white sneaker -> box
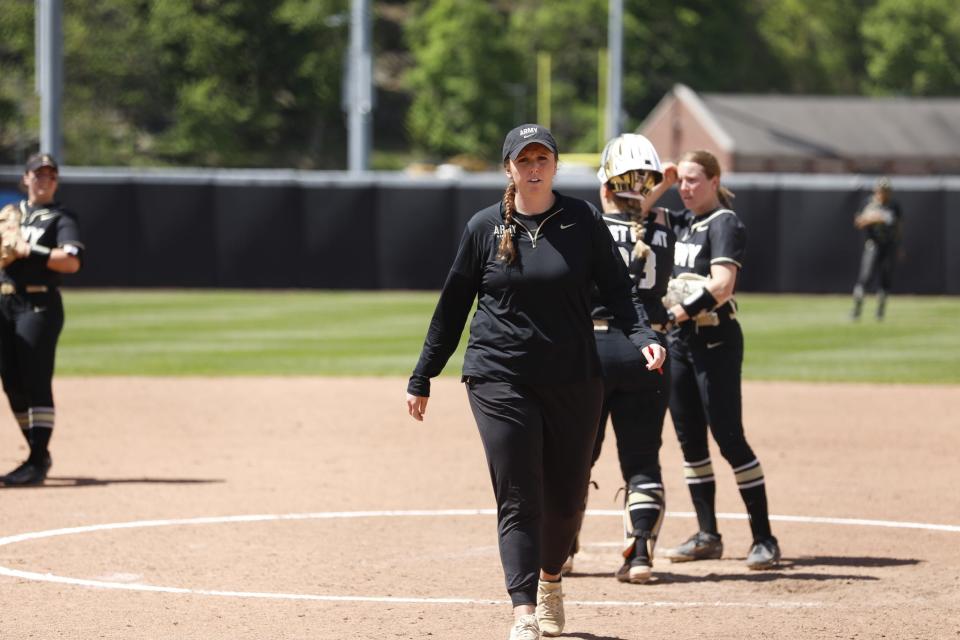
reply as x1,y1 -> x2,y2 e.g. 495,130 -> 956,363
508,614 -> 541,640
535,580 -> 565,637
615,558 -> 652,584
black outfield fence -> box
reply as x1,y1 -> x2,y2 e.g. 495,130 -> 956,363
1,168 -> 958,294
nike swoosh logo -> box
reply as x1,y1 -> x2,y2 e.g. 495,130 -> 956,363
560,223 -> 576,230
522,133 -> 535,138
706,341 -> 724,349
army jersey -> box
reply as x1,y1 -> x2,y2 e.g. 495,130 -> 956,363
859,198 -> 902,245
408,192 -> 658,396
669,207 -> 746,287
592,212 -> 676,326
2,200 -> 84,288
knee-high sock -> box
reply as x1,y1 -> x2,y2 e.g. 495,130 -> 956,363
27,407 -> 55,462
876,290 -> 888,319
851,285 -> 864,318
15,411 -> 29,444
623,476 -> 665,562
684,457 -> 717,535
734,458 -> 772,540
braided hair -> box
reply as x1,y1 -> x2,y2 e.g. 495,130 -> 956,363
497,179 -> 518,264
609,192 -> 651,259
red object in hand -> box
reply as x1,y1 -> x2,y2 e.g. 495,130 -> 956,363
646,345 -> 663,375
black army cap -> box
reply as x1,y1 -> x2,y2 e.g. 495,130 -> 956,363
25,152 -> 59,173
502,124 -> 558,162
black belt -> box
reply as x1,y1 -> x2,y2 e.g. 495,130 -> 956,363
0,283 -> 50,295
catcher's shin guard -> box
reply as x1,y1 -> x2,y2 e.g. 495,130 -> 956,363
621,477 -> 665,563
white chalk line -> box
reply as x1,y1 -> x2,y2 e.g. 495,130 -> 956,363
1,509 -> 956,609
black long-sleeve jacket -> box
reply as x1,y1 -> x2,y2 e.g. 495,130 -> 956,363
408,192 -> 659,397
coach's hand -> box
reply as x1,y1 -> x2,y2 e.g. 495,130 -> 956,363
642,342 -> 666,371
407,394 -> 429,421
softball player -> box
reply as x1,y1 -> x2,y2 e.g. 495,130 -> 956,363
661,150 -> 780,570
563,135 -> 677,584
1,153 -> 84,486
850,177 -> 902,321
405,124 -> 665,640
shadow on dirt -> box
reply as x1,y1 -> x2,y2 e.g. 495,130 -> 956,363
1,476 -> 223,489
569,555 -> 920,584
786,556 -> 921,568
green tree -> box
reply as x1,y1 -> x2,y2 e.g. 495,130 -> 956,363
149,0 -> 349,167
508,1 -> 788,149
508,0 -> 606,153
405,0 -> 515,162
0,0 -> 38,165
862,0 -> 960,95
622,1 -> 788,125
62,0 -> 170,165
755,0 -> 869,93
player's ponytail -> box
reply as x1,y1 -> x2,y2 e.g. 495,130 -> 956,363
718,185 -> 736,209
497,179 -> 518,264
681,149 -> 735,209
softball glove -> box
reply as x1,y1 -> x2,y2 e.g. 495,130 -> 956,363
0,204 -> 23,268
663,272 -> 710,309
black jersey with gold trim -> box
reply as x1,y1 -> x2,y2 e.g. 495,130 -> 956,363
593,212 -> 675,325
668,207 -> 745,279
2,200 -> 84,287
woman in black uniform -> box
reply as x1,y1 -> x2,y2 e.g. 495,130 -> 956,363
564,134 -> 677,584
1,153 -> 83,486
405,124 -> 666,640
850,177 -> 902,321
661,149 -> 780,570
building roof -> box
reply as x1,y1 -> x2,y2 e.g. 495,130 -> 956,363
649,84 -> 960,160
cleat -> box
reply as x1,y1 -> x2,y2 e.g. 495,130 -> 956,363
535,580 -> 564,637
665,531 -> 723,563
508,614 -> 540,640
615,558 -> 652,584
746,536 -> 781,570
2,455 -> 52,486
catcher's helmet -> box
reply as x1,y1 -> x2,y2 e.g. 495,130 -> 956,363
597,134 -> 663,199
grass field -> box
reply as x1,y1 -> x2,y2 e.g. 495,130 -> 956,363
56,290 -> 959,383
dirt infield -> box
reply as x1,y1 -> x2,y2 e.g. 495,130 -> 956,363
1,377 -> 958,640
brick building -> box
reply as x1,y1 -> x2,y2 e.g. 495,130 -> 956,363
639,84 -> 960,175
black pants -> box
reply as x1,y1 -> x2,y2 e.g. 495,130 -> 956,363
0,290 -> 64,434
466,376 -> 603,607
855,239 -> 896,292
669,321 -> 753,464
668,319 -> 772,540
592,328 -> 669,482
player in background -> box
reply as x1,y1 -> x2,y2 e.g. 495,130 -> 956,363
562,134 -> 677,584
661,150 -> 781,570
405,124 -> 665,640
0,153 -> 84,486
851,177 -> 902,321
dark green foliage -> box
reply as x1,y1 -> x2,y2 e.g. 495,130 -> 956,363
862,0 -> 960,95
2,1 -> 959,167
405,0 -> 515,161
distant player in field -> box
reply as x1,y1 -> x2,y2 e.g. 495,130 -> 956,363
851,177 -> 903,321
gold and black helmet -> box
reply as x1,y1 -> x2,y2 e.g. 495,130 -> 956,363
597,134 -> 663,199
